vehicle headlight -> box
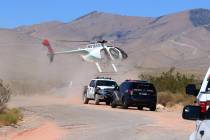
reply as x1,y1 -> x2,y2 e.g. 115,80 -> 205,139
98,89 -> 104,94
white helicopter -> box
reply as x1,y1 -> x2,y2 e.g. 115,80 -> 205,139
42,39 -> 128,73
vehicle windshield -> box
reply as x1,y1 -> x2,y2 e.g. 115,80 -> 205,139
96,80 -> 117,87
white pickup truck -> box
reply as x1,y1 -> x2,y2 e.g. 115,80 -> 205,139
183,67 -> 210,140
83,77 -> 118,105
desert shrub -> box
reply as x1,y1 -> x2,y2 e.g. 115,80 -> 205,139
0,108 -> 23,126
0,80 -> 22,126
139,68 -> 200,106
140,67 -> 200,93
158,92 -> 195,107
0,80 -> 11,112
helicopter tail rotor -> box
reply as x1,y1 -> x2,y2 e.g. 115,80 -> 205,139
42,39 -> 55,62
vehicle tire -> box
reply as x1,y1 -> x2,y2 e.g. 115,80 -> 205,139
137,106 -> 143,110
110,99 -> 117,108
82,86 -> 89,104
122,97 -> 128,109
150,105 -> 156,111
83,93 -> 89,104
94,94 -> 100,105
110,101 -> 117,108
110,95 -> 117,108
106,101 -> 110,105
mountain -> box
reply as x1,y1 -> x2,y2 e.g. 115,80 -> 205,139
1,8 -> 210,94
15,9 -> 210,69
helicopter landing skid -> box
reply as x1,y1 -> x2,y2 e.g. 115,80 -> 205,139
95,62 -> 118,73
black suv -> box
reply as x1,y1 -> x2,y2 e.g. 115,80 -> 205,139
110,80 -> 157,111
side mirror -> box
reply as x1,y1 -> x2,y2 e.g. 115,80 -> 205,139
114,86 -> 119,91
186,84 -> 199,96
182,105 -> 202,120
206,108 -> 210,119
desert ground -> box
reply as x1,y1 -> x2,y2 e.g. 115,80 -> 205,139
0,86 -> 194,140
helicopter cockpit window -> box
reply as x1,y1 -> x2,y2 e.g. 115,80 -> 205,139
109,48 -> 120,59
115,47 -> 128,59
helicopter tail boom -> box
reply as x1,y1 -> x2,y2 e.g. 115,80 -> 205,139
42,39 -> 55,62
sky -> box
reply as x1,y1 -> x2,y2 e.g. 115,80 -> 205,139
0,0 -> 210,28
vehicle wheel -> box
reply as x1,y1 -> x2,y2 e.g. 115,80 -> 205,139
94,94 -> 100,105
106,101 -> 110,105
122,97 -> 128,109
82,86 -> 89,104
83,93 -> 89,104
110,99 -> 117,108
137,106 -> 143,110
150,105 -> 156,111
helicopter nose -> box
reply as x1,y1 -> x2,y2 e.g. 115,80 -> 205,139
122,52 -> 128,59
115,47 -> 128,59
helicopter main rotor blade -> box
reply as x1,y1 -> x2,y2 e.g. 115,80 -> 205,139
116,37 -> 142,42
57,40 -> 90,43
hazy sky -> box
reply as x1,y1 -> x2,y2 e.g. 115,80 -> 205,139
0,0 -> 210,28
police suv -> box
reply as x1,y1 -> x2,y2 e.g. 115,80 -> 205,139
183,67 -> 210,140
83,77 -> 118,105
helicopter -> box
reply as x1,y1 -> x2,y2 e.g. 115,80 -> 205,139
42,39 -> 128,73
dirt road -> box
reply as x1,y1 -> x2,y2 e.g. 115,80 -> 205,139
0,88 -> 194,140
